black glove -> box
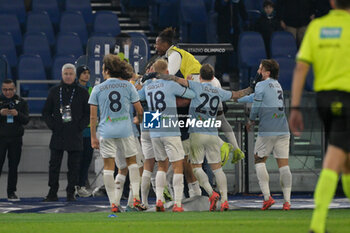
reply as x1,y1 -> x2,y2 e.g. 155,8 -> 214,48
141,72 -> 159,83
250,73 -> 262,90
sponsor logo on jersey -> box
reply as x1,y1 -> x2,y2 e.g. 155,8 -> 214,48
320,27 -> 342,39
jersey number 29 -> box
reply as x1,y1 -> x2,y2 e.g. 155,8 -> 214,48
195,93 -> 220,116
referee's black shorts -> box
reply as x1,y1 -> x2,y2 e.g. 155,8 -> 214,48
317,90 -> 350,153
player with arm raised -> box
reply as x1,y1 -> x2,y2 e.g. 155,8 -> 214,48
246,59 -> 292,211
155,27 -> 248,189
169,64 -> 250,211
89,54 -> 144,213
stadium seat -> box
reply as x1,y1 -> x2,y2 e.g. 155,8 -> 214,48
75,55 -> 88,68
128,32 -> 151,61
0,14 -> 22,47
60,11 -> 88,46
32,0 -> 61,28
17,54 -> 47,94
23,32 -> 52,69
27,89 -> 49,114
56,32 -> 84,58
65,0 -> 93,25
270,31 -> 297,59
0,55 -> 8,83
26,11 -> 56,47
0,32 -> 17,68
0,0 -> 26,25
274,57 -> 295,91
149,0 -> 180,29
238,31 -> 266,87
87,56 -> 103,86
86,35 -> 115,57
122,33 -> 151,73
244,0 -> 262,11
0,55 -> 12,79
247,10 -> 261,28
180,0 -> 208,43
93,11 -> 121,37
52,55 -> 76,80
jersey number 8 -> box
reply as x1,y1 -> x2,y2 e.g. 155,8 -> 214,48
109,91 -> 122,112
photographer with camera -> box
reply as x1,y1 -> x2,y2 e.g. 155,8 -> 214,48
0,79 -> 29,201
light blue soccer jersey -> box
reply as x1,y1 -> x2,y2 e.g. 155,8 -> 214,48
237,93 -> 254,103
129,104 -> 140,137
89,78 -> 140,138
188,81 -> 232,135
249,78 -> 290,136
138,79 -> 195,138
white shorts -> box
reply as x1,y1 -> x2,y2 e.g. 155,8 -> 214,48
115,137 -> 144,169
99,136 -> 138,169
141,131 -> 155,160
254,134 -> 290,159
182,139 -> 190,157
189,133 -> 221,164
151,136 -> 185,162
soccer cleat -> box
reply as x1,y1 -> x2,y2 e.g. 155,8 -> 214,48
283,202 -> 291,210
220,142 -> 234,166
220,200 -> 229,211
261,196 -> 275,210
172,204 -> 184,212
133,198 -> 148,211
111,203 -> 121,213
208,191 -> 220,211
231,148 -> 245,164
156,200 -> 165,212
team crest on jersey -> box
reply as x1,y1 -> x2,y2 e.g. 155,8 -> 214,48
144,110 -> 162,129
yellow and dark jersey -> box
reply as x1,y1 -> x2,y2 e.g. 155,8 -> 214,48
297,10 -> 350,92
168,46 -> 201,79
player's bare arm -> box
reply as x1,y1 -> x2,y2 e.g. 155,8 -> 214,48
231,87 -> 253,100
133,101 -> 144,124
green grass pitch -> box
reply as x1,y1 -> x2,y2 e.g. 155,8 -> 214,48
1,209 -> 349,233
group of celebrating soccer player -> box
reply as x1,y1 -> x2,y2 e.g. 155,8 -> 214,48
88,47 -> 292,213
